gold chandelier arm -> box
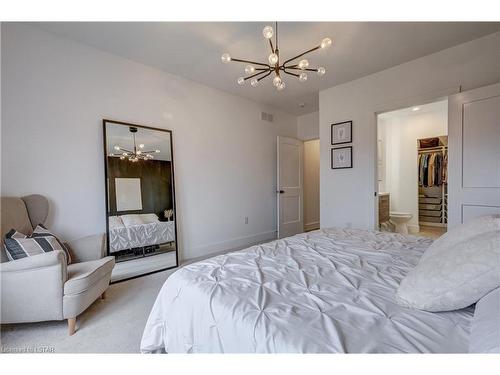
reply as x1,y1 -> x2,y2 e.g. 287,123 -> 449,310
284,66 -> 319,72
117,148 -> 133,153
257,71 -> 272,81
281,45 -> 321,67
282,70 -> 300,78
244,69 -> 271,81
141,150 -> 158,154
230,57 -> 270,68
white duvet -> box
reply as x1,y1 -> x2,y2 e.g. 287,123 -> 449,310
141,228 -> 474,353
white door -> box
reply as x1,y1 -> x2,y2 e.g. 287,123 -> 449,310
277,136 -> 304,238
448,82 -> 500,226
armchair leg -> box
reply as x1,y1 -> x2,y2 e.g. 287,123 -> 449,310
68,318 -> 76,336
101,291 -> 106,300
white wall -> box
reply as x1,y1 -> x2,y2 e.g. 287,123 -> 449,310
1,23 -> 297,261
303,139 -> 320,231
378,101 -> 448,232
319,31 -> 500,230
297,111 -> 319,141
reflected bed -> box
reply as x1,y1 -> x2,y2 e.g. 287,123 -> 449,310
109,214 -> 175,253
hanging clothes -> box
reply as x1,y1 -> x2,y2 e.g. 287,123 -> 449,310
428,153 -> 436,186
418,151 -> 445,187
442,153 -> 448,184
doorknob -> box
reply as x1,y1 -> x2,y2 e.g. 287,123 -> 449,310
277,190 -> 285,194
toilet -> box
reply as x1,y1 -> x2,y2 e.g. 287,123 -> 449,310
389,212 -> 413,234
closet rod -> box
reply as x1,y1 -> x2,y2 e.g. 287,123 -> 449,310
418,149 -> 445,154
418,145 -> 447,151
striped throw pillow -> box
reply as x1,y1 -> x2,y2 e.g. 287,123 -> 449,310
4,225 -> 72,264
4,229 -> 28,260
32,224 -> 72,264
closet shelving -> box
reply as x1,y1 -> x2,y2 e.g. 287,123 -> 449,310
418,136 -> 448,228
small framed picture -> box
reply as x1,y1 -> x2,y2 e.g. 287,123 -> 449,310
331,146 -> 353,169
331,121 -> 352,145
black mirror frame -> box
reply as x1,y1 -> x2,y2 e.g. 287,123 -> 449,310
102,119 -> 179,282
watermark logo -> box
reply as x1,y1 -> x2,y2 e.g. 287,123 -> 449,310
1,345 -> 55,353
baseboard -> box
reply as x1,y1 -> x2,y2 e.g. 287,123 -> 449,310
408,224 -> 420,234
182,230 -> 277,262
304,221 -> 320,232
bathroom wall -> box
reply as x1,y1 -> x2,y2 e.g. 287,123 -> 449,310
377,100 -> 448,232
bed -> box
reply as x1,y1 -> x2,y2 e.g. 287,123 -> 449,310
140,227 -> 474,353
108,214 -> 175,253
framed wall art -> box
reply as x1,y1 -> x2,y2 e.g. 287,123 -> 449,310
331,121 -> 352,145
331,146 -> 353,169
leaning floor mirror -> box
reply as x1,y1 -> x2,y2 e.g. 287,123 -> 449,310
103,120 -> 178,282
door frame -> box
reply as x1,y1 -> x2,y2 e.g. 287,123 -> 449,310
371,86 -> 460,230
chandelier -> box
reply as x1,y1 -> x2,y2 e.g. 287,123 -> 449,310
110,127 -> 160,162
221,22 -> 332,90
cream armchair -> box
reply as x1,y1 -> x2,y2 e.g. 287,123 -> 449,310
0,195 -> 115,335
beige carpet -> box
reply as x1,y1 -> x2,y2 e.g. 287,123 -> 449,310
1,268 -> 175,353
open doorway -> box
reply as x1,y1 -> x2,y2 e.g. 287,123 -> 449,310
376,99 -> 448,239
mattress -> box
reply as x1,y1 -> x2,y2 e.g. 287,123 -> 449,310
109,220 -> 175,253
140,228 -> 473,353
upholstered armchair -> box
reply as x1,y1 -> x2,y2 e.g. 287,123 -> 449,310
0,195 -> 115,335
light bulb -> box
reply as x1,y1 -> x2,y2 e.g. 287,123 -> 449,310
237,77 -> 245,85
320,37 -> 332,49
120,156 -> 125,160
262,26 -> 274,39
137,150 -> 142,155
299,72 -> 308,82
139,144 -> 144,149
250,78 -> 259,87
221,53 -> 231,63
245,65 -> 255,74
268,53 -> 278,65
122,152 -> 127,156
277,81 -> 286,91
155,150 -> 160,153
114,145 -> 120,150
317,67 -> 326,76
273,75 -> 282,87
298,59 -> 309,70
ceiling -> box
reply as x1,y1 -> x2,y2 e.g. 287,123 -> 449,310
32,22 -> 500,116
378,99 -> 447,120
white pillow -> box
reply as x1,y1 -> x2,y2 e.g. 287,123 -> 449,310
396,230 -> 500,312
140,213 -> 159,224
108,216 -> 124,229
420,214 -> 500,263
469,288 -> 500,353
120,214 -> 144,227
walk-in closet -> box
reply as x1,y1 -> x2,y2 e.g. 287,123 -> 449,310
418,136 -> 448,229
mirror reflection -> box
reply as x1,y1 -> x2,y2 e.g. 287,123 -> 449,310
104,120 -> 177,269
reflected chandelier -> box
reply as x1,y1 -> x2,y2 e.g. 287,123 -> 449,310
221,22 -> 332,90
110,126 -> 160,162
